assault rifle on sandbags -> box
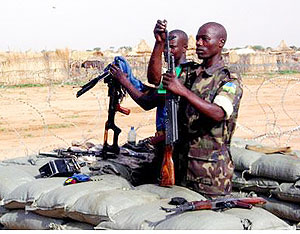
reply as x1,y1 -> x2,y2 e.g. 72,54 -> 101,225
159,29 -> 178,187
76,59 -> 130,159
161,196 -> 267,215
161,197 -> 267,214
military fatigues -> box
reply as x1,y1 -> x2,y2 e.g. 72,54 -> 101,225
174,59 -> 243,198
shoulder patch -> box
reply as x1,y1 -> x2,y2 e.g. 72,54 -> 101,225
223,82 -> 236,94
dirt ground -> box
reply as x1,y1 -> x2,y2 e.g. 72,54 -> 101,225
1,74 -> 300,161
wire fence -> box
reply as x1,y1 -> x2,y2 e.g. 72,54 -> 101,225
1,53 -> 300,160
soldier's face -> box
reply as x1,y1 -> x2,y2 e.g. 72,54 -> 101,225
167,34 -> 186,61
196,26 -> 221,59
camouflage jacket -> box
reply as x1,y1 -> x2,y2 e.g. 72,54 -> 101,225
177,59 -> 243,197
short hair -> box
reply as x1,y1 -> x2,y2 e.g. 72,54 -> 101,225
170,29 -> 188,46
201,22 -> 227,43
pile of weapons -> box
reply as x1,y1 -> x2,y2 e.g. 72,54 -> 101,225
230,137 -> 300,225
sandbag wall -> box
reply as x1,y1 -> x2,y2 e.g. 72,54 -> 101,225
0,152 -> 294,230
231,137 -> 300,226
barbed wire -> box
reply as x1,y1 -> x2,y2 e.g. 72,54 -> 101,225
1,56 -> 300,159
237,73 -> 300,147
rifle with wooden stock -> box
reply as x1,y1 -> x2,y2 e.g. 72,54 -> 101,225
159,29 -> 178,186
161,196 -> 267,214
76,60 -> 130,159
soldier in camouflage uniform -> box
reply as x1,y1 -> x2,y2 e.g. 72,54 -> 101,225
162,22 -> 243,198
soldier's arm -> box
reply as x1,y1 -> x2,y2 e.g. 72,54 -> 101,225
162,72 -> 225,122
181,79 -> 243,122
147,42 -> 164,86
213,79 -> 243,120
147,20 -> 167,86
181,88 -> 226,122
110,64 -> 160,111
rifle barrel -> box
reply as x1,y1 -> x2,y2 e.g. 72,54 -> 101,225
76,70 -> 110,98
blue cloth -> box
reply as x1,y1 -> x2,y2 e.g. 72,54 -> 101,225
156,106 -> 166,131
64,174 -> 91,185
111,56 -> 165,131
113,56 -> 146,92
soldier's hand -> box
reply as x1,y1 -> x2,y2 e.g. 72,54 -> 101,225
154,19 -> 167,43
162,72 -> 185,96
109,64 -> 127,82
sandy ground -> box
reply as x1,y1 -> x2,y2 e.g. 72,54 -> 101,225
1,74 -> 300,160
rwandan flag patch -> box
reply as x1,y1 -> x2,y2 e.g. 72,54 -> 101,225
223,82 -> 236,94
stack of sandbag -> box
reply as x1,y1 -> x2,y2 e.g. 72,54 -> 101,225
0,152 -> 294,230
0,155 -> 112,229
96,184 -> 292,230
0,155 -> 201,230
0,155 -> 89,229
231,137 -> 300,225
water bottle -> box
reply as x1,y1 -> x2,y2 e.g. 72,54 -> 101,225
128,126 -> 136,146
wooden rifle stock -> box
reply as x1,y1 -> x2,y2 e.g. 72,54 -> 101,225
192,197 -> 267,211
116,104 -> 130,115
160,144 -> 175,186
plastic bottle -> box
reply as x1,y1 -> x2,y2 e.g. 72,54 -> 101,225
128,126 -> 136,145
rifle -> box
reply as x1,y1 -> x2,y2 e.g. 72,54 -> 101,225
76,60 -> 130,159
39,147 -> 102,158
76,65 -> 111,98
159,29 -> 178,187
39,145 -> 147,161
161,196 -> 267,214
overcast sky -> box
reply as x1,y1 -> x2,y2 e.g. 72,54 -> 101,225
0,0 -> 299,51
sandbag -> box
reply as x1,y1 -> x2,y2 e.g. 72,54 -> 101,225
232,171 -> 279,194
3,177 -> 67,209
230,145 -> 263,171
0,155 -> 59,167
0,166 -> 35,200
0,210 -> 64,230
231,137 -> 261,147
294,150 -> 300,158
135,184 -> 206,201
224,207 -> 293,230
250,154 -> 300,182
49,222 -> 94,230
154,210 -> 244,230
67,189 -> 160,225
262,196 -> 300,222
27,174 -> 133,219
1,155 -> 87,177
96,199 -> 178,230
97,199 -> 244,230
0,205 -> 8,218
0,155 -> 43,166
271,181 -> 300,203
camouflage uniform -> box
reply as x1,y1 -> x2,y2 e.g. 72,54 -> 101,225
175,59 -> 243,197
